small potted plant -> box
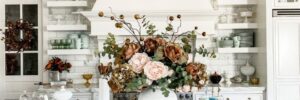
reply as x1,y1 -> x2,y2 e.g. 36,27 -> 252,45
45,57 -> 72,82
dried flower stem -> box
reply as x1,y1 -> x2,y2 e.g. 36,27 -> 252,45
170,18 -> 182,42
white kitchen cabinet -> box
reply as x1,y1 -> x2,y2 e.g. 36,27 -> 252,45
274,0 -> 300,8
70,92 -> 98,100
273,18 -> 300,80
222,94 -> 263,100
193,86 -> 265,100
275,82 -> 300,100
194,93 -> 263,100
271,17 -> 300,100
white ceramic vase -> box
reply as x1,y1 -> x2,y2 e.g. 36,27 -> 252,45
138,87 -> 177,100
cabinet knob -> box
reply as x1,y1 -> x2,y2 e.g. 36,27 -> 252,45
226,98 -> 230,100
248,97 -> 251,100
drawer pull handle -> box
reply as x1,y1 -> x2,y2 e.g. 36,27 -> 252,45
248,97 -> 251,100
226,98 -> 230,100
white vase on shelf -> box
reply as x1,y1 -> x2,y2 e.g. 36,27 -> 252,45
240,61 -> 255,82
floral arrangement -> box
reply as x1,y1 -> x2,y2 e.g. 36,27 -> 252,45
98,10 -> 216,96
45,57 -> 72,73
1,20 -> 35,52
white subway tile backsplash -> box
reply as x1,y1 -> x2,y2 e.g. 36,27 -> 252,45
69,61 -> 85,66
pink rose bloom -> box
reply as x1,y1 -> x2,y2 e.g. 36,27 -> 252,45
128,53 -> 151,73
144,61 -> 169,80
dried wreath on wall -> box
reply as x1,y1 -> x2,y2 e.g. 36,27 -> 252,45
1,20 -> 34,52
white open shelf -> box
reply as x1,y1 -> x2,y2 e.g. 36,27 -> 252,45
47,49 -> 92,55
217,47 -> 259,53
217,23 -> 258,29
47,25 -> 88,31
218,0 -> 257,6
47,1 -> 88,7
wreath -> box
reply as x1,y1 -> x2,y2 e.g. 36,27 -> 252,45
1,19 -> 34,52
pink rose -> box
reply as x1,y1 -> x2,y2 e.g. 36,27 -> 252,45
128,53 -> 151,73
144,61 -> 169,80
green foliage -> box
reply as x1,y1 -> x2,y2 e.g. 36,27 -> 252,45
125,75 -> 147,92
197,46 -> 216,58
141,17 -> 157,36
165,24 -> 173,31
157,78 -> 170,97
168,65 -> 192,89
102,33 -> 122,59
153,46 -> 165,61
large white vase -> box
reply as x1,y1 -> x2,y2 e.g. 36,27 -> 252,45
138,88 -> 177,100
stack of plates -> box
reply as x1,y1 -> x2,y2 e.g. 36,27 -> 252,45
80,34 -> 89,49
237,32 -> 254,47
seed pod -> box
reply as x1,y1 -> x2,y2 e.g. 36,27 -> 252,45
134,14 -> 141,19
110,16 -> 115,20
98,11 -> 104,17
194,26 -> 198,30
169,16 -> 174,21
119,14 -> 124,19
202,32 -> 206,36
177,14 -> 181,19
115,22 -> 123,28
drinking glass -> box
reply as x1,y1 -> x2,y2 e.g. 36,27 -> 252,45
50,40 -> 56,49
65,39 -> 72,49
61,39 -> 67,49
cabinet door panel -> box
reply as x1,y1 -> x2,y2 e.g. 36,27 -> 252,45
274,18 -> 300,79
276,82 -> 300,100
274,0 -> 300,8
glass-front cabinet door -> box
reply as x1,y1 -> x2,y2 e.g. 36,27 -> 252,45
275,0 -> 300,8
5,4 -> 39,76
0,0 -> 41,99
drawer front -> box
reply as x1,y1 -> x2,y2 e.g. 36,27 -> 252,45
71,96 -> 92,100
71,93 -> 93,100
222,94 -> 263,100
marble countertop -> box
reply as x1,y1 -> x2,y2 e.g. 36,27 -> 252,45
41,84 -> 99,93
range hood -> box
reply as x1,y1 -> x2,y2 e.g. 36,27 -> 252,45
81,0 -> 219,36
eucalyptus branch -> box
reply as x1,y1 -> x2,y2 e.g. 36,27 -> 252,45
173,31 -> 192,43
